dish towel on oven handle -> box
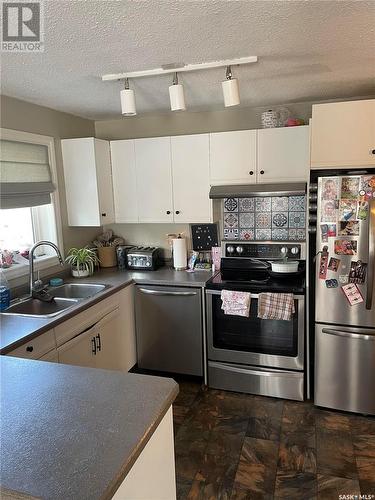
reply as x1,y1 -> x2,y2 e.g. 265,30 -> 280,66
221,290 -> 251,317
257,293 -> 295,321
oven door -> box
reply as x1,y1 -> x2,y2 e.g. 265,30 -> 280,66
206,290 -> 304,370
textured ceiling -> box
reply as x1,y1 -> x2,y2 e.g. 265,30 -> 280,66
2,0 -> 375,119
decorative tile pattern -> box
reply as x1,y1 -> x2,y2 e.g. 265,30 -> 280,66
224,228 -> 239,240
272,228 -> 289,240
289,212 -> 306,228
224,197 -> 238,212
289,229 -> 306,241
256,212 -> 272,228
238,198 -> 255,212
239,212 -> 255,228
289,195 -> 306,211
272,196 -> 289,212
240,229 -> 255,241
272,212 -> 288,228
224,213 -> 239,229
256,229 -> 271,240
255,197 -> 272,212
222,195 -> 306,241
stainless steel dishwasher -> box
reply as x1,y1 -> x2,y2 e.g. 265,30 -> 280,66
135,285 -> 203,376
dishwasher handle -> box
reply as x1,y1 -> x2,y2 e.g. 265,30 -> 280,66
138,288 -> 198,297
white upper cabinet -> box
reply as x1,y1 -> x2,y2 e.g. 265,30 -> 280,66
135,137 -> 174,223
61,138 -> 114,226
257,126 -> 310,182
311,99 -> 375,168
209,130 -> 257,185
171,134 -> 211,223
110,140 -> 138,223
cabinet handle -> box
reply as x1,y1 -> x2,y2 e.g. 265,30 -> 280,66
371,149 -> 375,155
26,345 -> 33,352
175,210 -> 180,215
260,170 -> 265,175
96,333 -> 101,352
101,213 -> 106,217
91,337 -> 97,355
166,210 -> 171,215
249,171 -> 254,175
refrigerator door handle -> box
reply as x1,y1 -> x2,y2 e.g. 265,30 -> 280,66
366,199 -> 375,310
322,327 -> 375,340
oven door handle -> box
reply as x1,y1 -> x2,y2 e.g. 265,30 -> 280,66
205,290 -> 305,300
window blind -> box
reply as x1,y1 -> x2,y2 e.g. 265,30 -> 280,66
0,139 -> 55,209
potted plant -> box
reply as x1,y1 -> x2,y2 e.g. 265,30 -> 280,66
65,247 -> 100,278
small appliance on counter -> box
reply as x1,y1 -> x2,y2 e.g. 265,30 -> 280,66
126,246 -> 163,270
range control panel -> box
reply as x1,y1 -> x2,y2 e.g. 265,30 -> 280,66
223,242 -> 303,260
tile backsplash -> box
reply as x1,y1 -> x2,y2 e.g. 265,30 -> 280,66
223,195 -> 306,241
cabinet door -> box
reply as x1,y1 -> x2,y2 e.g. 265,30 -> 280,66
210,130 -> 257,185
135,137 -> 174,223
118,284 -> 136,372
311,99 -> 375,168
61,138 -> 101,226
171,134 -> 211,223
39,349 -> 59,363
95,139 -> 115,224
94,308 -> 125,371
257,126 -> 309,182
57,327 -> 96,368
110,140 -> 139,223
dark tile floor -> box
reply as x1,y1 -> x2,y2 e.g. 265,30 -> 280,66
173,380 -> 375,499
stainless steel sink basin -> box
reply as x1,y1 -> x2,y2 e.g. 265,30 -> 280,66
1,297 -> 79,318
49,283 -> 108,299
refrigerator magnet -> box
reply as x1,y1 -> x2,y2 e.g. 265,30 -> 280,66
349,260 -> 367,284
357,201 -> 369,220
318,246 -> 329,280
325,279 -> 338,288
342,283 -> 364,306
338,220 -> 360,236
339,274 -> 349,284
341,177 -> 360,199
334,239 -> 357,255
322,178 -> 339,200
321,200 -> 337,222
320,224 -> 328,242
338,200 -> 358,222
328,257 -> 340,272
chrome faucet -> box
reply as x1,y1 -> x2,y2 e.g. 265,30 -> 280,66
29,240 -> 64,300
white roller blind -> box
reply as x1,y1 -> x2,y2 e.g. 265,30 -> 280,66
0,139 -> 55,208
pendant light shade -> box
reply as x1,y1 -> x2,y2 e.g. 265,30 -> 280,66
222,66 -> 240,107
121,78 -> 137,116
169,72 -> 186,111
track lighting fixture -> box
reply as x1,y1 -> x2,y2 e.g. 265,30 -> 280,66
221,65 -> 240,107
169,72 -> 186,111
120,78 -> 137,116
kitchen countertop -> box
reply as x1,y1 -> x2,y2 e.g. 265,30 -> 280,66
0,266 -> 214,353
0,356 -> 178,500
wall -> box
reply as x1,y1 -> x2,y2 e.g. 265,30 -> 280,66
1,95 -> 98,251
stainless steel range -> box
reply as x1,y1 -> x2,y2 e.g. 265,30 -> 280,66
205,241 -> 306,401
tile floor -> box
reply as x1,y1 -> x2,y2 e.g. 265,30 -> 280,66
173,380 -> 375,499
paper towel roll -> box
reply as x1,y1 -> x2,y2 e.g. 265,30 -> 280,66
172,238 -> 187,270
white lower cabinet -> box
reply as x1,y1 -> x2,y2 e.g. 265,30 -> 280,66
6,329 -> 56,360
57,324 -> 97,368
112,407 -> 176,500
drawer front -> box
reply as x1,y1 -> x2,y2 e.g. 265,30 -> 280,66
315,323 -> 375,414
7,329 -> 56,360
208,361 -> 304,401
54,293 -> 120,347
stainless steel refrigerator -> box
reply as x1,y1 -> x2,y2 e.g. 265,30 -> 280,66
313,169 -> 375,415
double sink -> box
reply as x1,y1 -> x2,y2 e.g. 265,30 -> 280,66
2,283 -> 109,318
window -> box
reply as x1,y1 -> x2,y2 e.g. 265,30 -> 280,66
0,129 -> 63,279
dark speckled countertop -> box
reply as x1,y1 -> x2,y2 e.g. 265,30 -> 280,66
0,266 -> 214,353
0,356 -> 178,500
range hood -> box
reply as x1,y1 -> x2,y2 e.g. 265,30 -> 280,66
209,182 -> 306,199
